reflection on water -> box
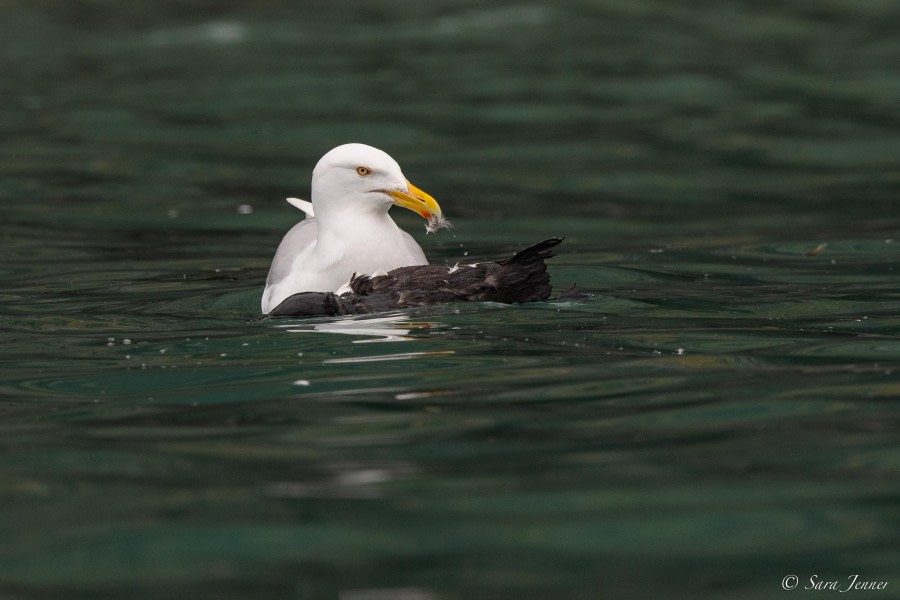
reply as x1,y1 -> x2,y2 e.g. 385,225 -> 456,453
322,351 -> 456,365
277,314 -> 460,364
1,0 -> 899,598
276,314 -> 417,342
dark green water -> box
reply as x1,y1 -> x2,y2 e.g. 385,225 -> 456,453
1,1 -> 898,598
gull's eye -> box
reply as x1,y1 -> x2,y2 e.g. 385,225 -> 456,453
356,166 -> 372,177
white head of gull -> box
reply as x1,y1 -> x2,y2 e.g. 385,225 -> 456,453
261,143 -> 446,314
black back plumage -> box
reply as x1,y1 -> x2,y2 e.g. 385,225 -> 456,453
267,238 -> 562,317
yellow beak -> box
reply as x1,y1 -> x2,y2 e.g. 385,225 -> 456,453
386,181 -> 442,220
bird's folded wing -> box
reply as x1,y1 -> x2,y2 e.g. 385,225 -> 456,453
265,218 -> 317,290
286,197 -> 314,217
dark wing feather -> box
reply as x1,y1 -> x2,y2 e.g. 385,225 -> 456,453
266,238 -> 564,317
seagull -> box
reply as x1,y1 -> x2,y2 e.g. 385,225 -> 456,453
261,143 -> 447,314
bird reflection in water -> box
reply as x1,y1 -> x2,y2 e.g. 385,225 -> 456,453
274,314 -> 439,344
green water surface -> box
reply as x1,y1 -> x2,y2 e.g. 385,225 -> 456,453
1,1 -> 898,599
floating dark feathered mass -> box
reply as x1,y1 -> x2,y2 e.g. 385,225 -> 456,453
267,238 -> 563,317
